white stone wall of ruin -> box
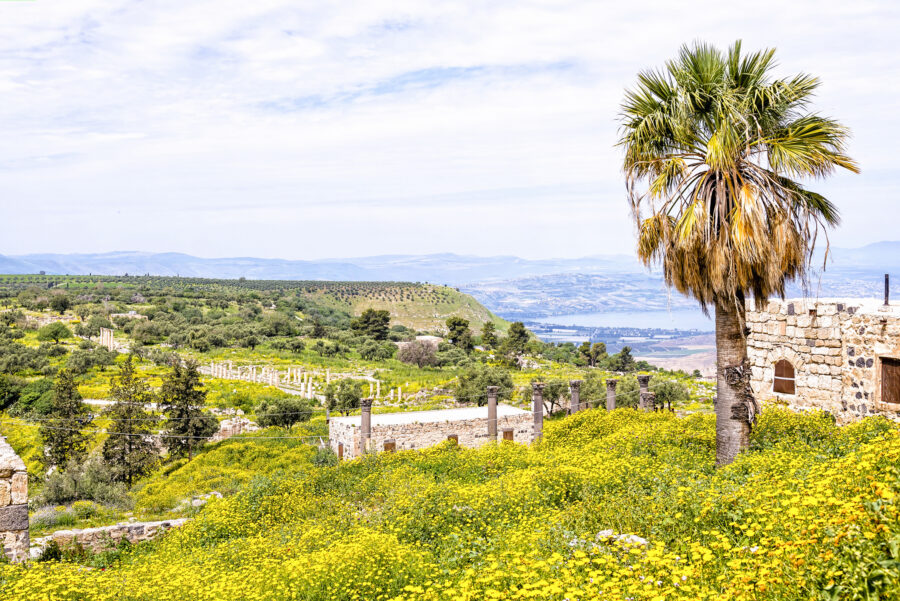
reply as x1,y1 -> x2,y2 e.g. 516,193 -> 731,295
329,413 -> 533,459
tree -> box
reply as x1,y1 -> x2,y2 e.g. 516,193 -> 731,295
534,378 -> 570,414
40,369 -> 92,469
256,397 -> 312,430
455,365 -> 514,406
0,375 -> 21,411
359,339 -> 395,361
653,379 -> 690,409
500,321 -> 529,363
578,341 -> 607,367
160,359 -> 218,460
480,322 -> 498,349
50,294 -> 71,313
325,379 -> 364,415
397,340 -> 438,368
620,41 -> 857,465
101,355 -> 159,485
608,346 -> 636,372
37,321 -> 72,345
591,342 -> 607,365
445,317 -> 473,351
350,309 -> 391,341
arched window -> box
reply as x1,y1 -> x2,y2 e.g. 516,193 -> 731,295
773,359 -> 796,395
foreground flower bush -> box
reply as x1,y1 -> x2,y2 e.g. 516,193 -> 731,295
1,408 -> 898,600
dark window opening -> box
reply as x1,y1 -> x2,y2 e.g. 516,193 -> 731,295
773,360 -> 796,395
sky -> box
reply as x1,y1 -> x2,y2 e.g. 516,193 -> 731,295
1,0 -> 898,260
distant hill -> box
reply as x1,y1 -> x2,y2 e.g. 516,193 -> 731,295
0,274 -> 507,334
0,250 -> 640,285
2,243 -> 897,320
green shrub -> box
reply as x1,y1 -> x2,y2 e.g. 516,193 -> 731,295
39,458 -> 132,508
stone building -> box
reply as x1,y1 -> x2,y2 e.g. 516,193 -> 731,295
746,298 -> 900,422
0,437 -> 28,562
329,405 -> 532,459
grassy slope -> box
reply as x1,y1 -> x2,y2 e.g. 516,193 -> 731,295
3,408 -> 898,600
303,282 -> 508,333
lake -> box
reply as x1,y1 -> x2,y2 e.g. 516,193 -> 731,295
532,308 -> 713,331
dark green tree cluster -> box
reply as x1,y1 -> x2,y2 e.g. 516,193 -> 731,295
256,397 -> 313,430
40,369 -> 92,469
160,360 -> 218,459
455,365 -> 514,406
325,379 -> 364,415
351,309 -> 391,340
102,356 -> 160,486
445,317 -> 473,351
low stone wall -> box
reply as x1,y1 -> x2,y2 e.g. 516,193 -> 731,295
331,406 -> 534,459
0,437 -> 28,562
32,518 -> 189,557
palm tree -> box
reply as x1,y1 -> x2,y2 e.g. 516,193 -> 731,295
618,41 -> 858,465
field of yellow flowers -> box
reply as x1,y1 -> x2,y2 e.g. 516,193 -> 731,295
2,407 -> 899,600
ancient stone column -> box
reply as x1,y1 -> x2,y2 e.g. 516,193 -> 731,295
569,380 -> 582,413
337,442 -> 344,461
486,385 -> 499,440
640,391 -> 656,411
606,379 -> 618,411
637,374 -> 651,394
531,382 -> 545,441
360,398 -> 373,454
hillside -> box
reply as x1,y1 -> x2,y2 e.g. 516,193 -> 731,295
303,282 -> 507,333
1,409 -> 897,600
0,274 -> 508,334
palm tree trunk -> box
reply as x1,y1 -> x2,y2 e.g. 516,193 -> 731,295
714,297 -> 751,466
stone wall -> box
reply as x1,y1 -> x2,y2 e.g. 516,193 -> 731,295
746,298 -> 900,422
330,406 -> 534,459
0,437 -> 29,562
31,518 -> 189,558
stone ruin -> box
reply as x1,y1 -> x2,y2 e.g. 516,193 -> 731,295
0,437 -> 28,562
747,298 -> 900,422
211,417 -> 260,443
99,326 -> 115,351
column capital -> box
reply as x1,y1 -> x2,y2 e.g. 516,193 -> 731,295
606,378 -> 618,389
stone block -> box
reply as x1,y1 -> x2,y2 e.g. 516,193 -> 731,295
0,481 -> 9,507
0,504 -> 28,531
10,472 -> 26,505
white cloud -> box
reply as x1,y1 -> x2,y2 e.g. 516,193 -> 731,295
0,0 -> 897,259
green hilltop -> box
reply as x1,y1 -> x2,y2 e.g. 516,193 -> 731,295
0,274 -> 508,334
